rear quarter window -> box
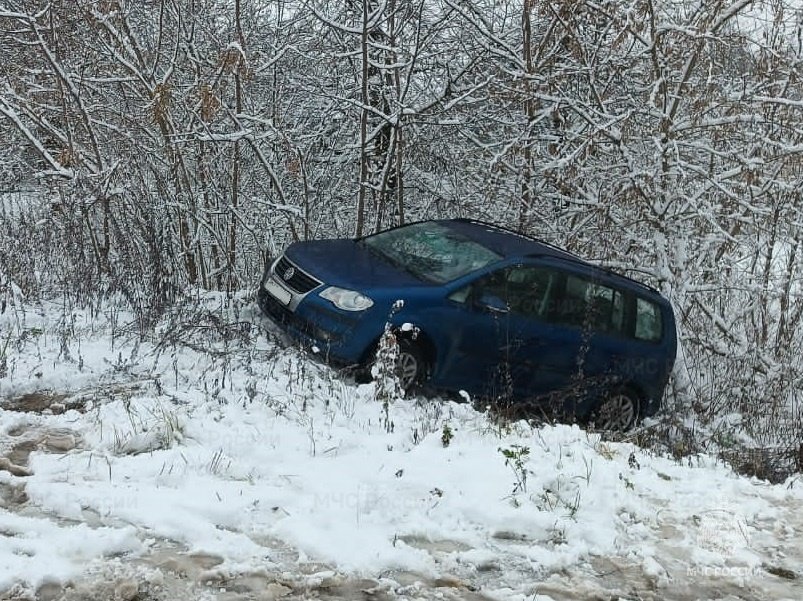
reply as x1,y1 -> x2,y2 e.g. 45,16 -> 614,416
635,297 -> 663,342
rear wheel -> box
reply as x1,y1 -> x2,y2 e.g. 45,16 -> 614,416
591,389 -> 640,431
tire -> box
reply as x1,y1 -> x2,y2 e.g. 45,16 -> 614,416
590,389 -> 640,431
357,335 -> 431,392
394,339 -> 428,392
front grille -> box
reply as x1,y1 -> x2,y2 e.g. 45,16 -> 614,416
259,289 -> 343,344
275,256 -> 321,294
260,289 -> 311,333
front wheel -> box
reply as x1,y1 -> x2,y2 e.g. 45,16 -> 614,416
394,339 -> 428,391
590,389 -> 640,431
357,334 -> 431,393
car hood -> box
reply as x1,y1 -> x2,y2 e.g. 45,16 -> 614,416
284,239 -> 428,290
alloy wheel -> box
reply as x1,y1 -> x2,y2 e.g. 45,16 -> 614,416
594,392 -> 638,431
395,349 -> 420,390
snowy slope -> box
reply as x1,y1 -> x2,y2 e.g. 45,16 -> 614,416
0,294 -> 801,600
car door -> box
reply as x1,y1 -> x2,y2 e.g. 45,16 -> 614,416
542,272 -> 632,405
504,268 -> 588,399
434,263 -> 577,400
428,268 -> 516,398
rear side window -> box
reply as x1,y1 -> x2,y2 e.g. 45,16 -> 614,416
635,297 -> 663,342
587,282 -> 625,335
557,275 -> 625,336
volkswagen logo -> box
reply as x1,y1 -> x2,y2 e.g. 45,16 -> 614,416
283,266 -> 295,281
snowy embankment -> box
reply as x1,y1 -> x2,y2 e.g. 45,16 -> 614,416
0,294 -> 801,600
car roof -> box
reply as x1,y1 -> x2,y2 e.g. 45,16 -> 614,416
439,218 -> 662,297
442,218 -> 584,262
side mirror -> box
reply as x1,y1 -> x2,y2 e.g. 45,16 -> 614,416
476,293 -> 509,314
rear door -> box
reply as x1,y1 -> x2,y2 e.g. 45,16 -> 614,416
494,266 -> 630,404
551,274 -> 629,400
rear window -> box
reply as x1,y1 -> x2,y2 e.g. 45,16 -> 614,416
635,297 -> 663,342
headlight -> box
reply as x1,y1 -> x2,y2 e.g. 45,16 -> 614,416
319,287 -> 374,311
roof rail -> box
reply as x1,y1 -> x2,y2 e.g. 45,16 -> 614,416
453,218 -> 661,296
453,218 -> 571,255
529,252 -> 661,295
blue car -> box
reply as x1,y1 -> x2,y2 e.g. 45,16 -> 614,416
257,219 -> 677,429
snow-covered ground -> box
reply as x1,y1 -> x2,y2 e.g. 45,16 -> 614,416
0,293 -> 801,600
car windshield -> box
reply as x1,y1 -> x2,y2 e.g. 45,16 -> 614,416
361,221 -> 502,283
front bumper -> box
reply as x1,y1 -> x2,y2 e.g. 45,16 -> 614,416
256,260 -> 367,365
